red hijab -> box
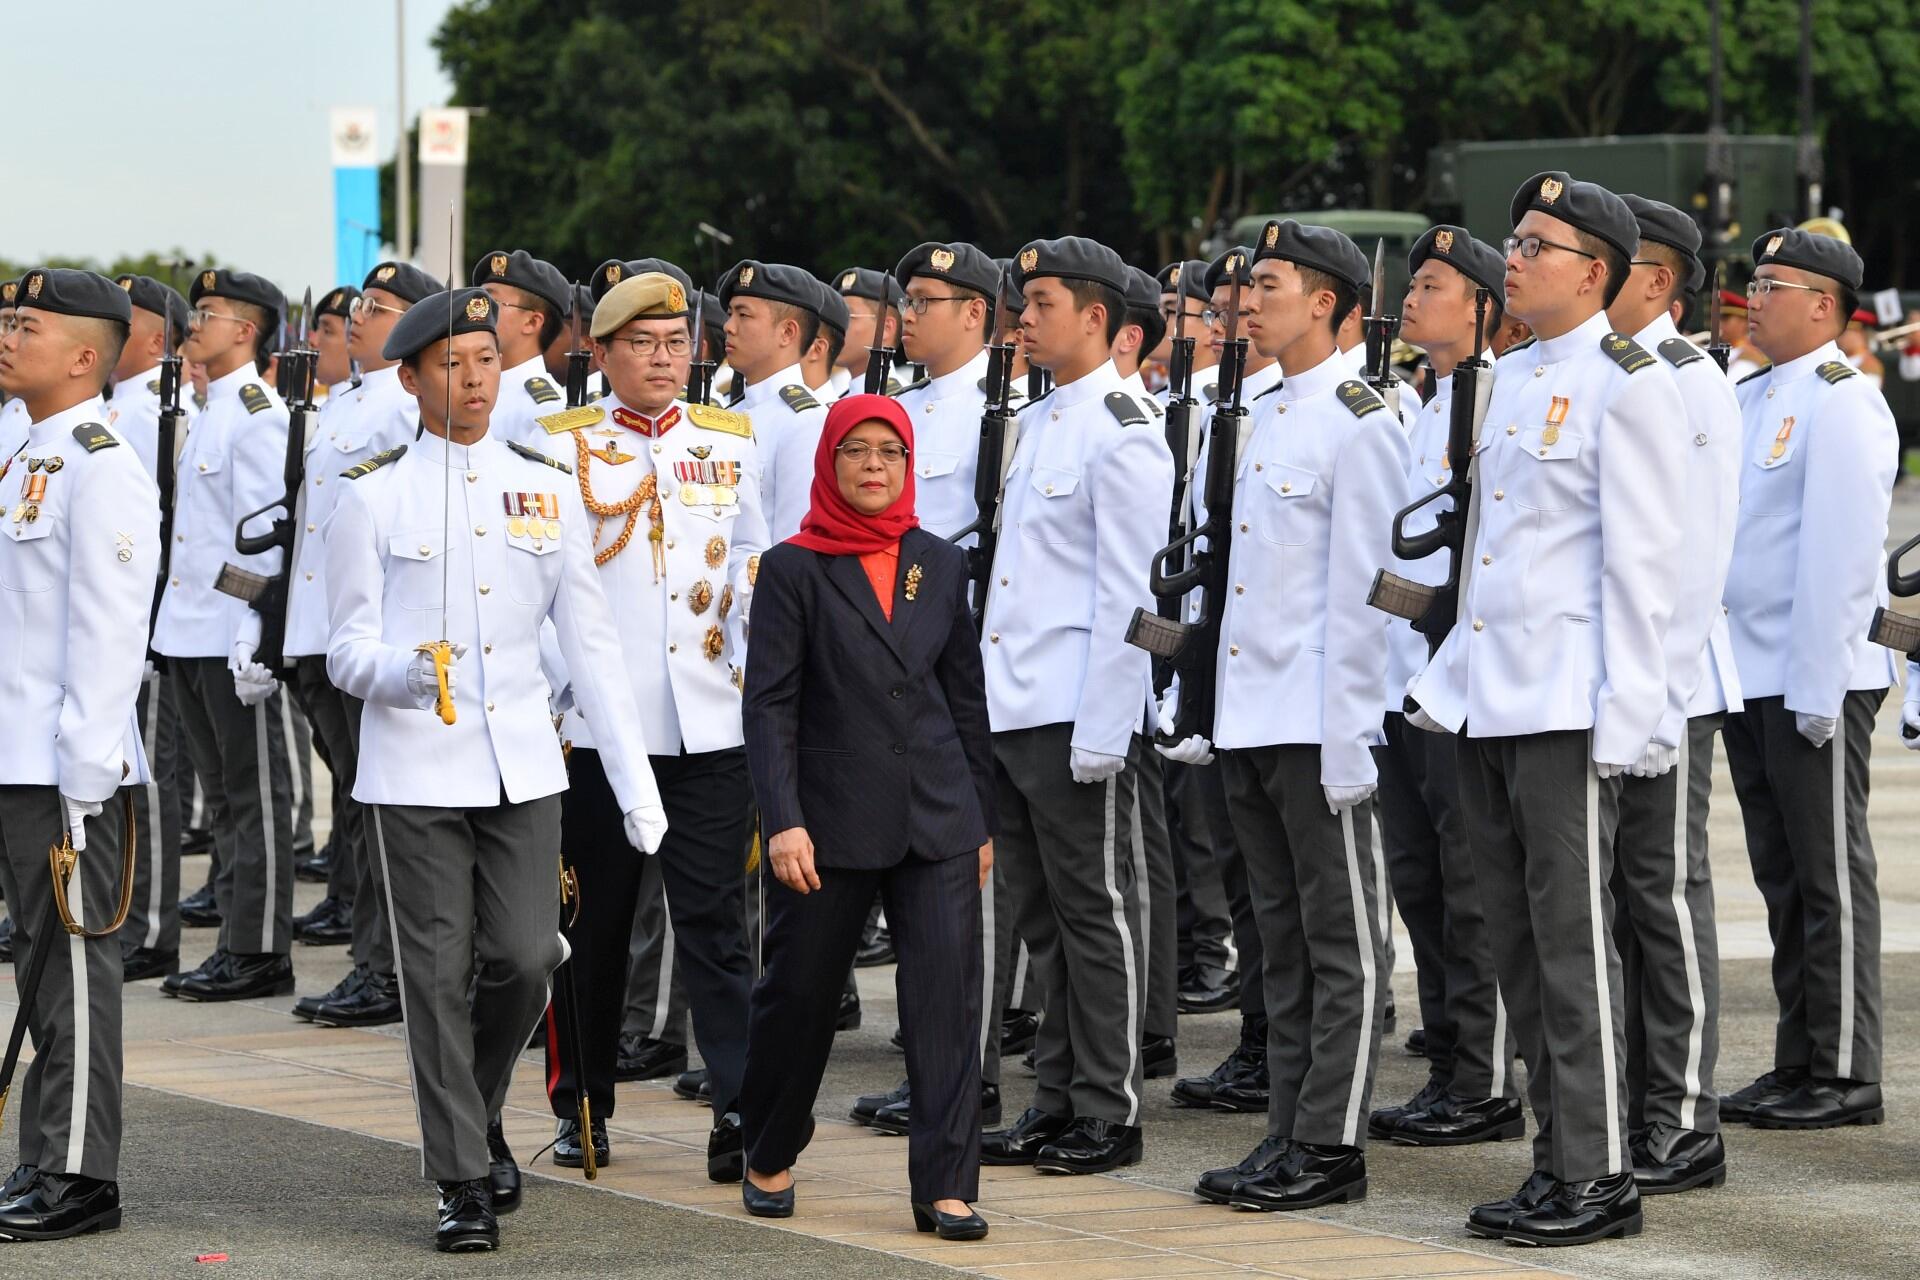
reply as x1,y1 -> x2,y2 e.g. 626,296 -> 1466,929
787,393 -> 920,555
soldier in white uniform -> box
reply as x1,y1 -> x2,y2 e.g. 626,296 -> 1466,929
831,267 -> 906,397
325,288 -> 667,1252
152,268 -> 303,1003
1718,228 -> 1897,1132
719,261 -> 831,542
470,249 -> 570,448
1407,172 -> 1687,1246
976,237 -> 1173,1176
0,268 -> 157,1240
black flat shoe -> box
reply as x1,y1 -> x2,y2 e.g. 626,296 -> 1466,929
1210,1059 -> 1271,1113
742,1174 -> 795,1218
1172,1022 -> 1265,1110
873,1083 -> 999,1135
1141,1034 -> 1177,1080
178,885 -> 221,928
835,988 -> 862,1031
0,1171 -> 121,1241
554,1116 -> 611,1169
852,1078 -> 909,1126
1749,1078 -> 1884,1129
292,895 -> 352,945
173,951 -> 294,1002
0,1165 -> 37,1201
1391,1093 -> 1525,1147
1405,1027 -> 1427,1057
1719,1066 -> 1808,1122
294,844 -> 332,883
999,1009 -> 1038,1057
434,1179 -> 497,1252
179,826 -> 215,857
979,1107 -> 1072,1166
1503,1173 -> 1641,1246
1177,963 -> 1238,1014
293,967 -> 364,1021
1195,1135 -> 1291,1204
0,916 -> 11,963
912,1201 -> 988,1240
1466,1170 -> 1559,1238
162,947 -> 234,998
708,1111 -> 744,1183
486,1118 -> 521,1214
121,946 -> 179,983
1632,1123 -> 1727,1195
311,970 -> 401,1027
1032,1117 -> 1141,1175
1230,1142 -> 1365,1210
855,930 -> 895,968
674,1068 -> 711,1104
1368,1077 -> 1446,1139
615,1035 -> 688,1082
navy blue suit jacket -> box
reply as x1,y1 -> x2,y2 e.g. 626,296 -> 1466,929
744,527 -> 995,868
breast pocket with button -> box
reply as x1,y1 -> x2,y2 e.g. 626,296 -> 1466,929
1511,426 -> 1585,512
1740,435 -> 1802,516
915,450 -> 962,483
389,533 -> 449,612
1256,463 -> 1319,546
1016,468 -> 1084,545
505,528 -> 563,605
0,519 -> 55,592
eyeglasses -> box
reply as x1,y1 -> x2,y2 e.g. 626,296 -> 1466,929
608,334 -> 691,359
349,296 -> 407,321
1201,307 -> 1247,327
836,441 -> 910,465
1746,277 -> 1828,301
189,307 -> 252,330
1161,307 -> 1207,323
1503,235 -> 1597,261
902,295 -> 970,316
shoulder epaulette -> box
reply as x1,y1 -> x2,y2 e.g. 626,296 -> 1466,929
1251,382 -> 1282,402
508,438 -> 572,473
1143,397 -> 1164,418
1736,366 -> 1769,385
145,378 -> 161,395
72,422 -> 119,453
341,445 -> 405,479
525,375 -> 561,405
1816,360 -> 1858,385
1657,337 -> 1707,369
238,383 -> 272,415
1600,331 -> 1656,374
1335,380 -> 1388,419
536,404 -> 605,435
778,384 -> 820,413
883,376 -> 903,396
1103,390 -> 1148,427
688,403 -> 753,438
1201,381 -> 1219,402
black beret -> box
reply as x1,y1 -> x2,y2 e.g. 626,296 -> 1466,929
568,282 -> 593,322
1509,171 -> 1638,261
1157,259 -> 1211,305
15,268 -> 132,326
812,278 -> 850,336
716,259 -> 824,318
1203,246 -> 1253,293
1752,225 -> 1863,292
895,241 -> 1000,299
591,257 -> 693,304
1622,196 -> 1705,293
470,248 -> 568,313
113,273 -> 190,335
831,266 -> 905,309
1124,266 -> 1167,351
1252,219 -> 1369,294
1010,236 -> 1128,295
314,285 -> 359,321
361,261 -> 443,305
382,287 -> 499,362
189,267 -> 287,322
993,257 -> 1022,314
1407,225 -> 1506,299
699,291 -> 724,336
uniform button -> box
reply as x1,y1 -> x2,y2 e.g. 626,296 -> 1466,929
483,644 -> 493,654
1234,584 -> 1245,595
197,462 -> 207,472
1472,619 -> 1485,632
1694,433 -> 1707,446
999,577 -> 1008,587
1481,554 -> 1492,565
1506,424 -> 1517,435
1276,404 -> 1287,414
313,477 -> 322,487
419,544 -> 431,555
1044,484 -> 1054,494
670,591 -> 679,601
1766,387 -> 1775,399
176,534 -> 185,543
653,444 -> 663,454
1050,412 -> 1060,422
304,571 -> 314,581
1254,462 -> 1263,471
668,642 -> 678,653
1533,367 -> 1544,377
467,471 -> 478,483
306,522 -> 316,533
478,584 -> 490,595
1239,522 -> 1249,532
1280,481 -> 1292,493
666,540 -> 675,550
474,525 -> 487,536
890,686 -> 904,698
990,633 -> 1000,643
891,743 -> 906,755
1229,644 -> 1240,656
486,700 -> 496,712
1538,448 -> 1548,457
1493,489 -> 1504,501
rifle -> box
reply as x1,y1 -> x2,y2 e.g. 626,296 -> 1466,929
1124,255 -> 1251,742
862,271 -> 896,395
1367,289 -> 1494,652
150,301 -> 187,662
1868,537 -> 1920,739
1153,271 -> 1201,695
1362,239 -> 1403,418
564,282 -> 592,408
1706,262 -> 1732,374
950,287 -> 1019,633
687,289 -> 718,406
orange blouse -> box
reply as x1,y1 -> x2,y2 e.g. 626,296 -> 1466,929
858,542 -> 901,621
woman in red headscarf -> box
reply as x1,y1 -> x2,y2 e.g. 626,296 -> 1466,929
738,395 -> 995,1239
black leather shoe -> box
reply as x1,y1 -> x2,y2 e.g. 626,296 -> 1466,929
1503,1172 -> 1641,1246
292,894 -> 352,945
873,1083 -> 1000,1135
1466,1170 -> 1559,1238
836,988 -> 862,1031
293,968 -> 363,1021
0,916 -> 14,962
1231,1142 -> 1366,1210
1000,1009 -> 1038,1057
1211,1056 -> 1271,1113
708,1111 -> 744,1183
486,1118 -> 520,1213
1172,1020 -> 1265,1109
1177,963 -> 1238,1014
1719,1066 -> 1808,1122
673,1068 -> 711,1104
174,951 -> 294,1002
1368,1076 -> 1446,1139
178,884 -> 221,927
1033,1117 -> 1142,1175
554,1117 -> 611,1169
912,1200 -> 988,1240
852,1078 -> 910,1126
1195,1135 -> 1291,1204
1391,1093 -> 1525,1147
980,1107 -> 1072,1166
311,970 -> 401,1027
1141,1034 -> 1177,1080
615,1034 -> 688,1082
0,1171 -> 120,1241
162,947 -> 233,998
434,1179 -> 497,1252
294,843 -> 332,883
1749,1077 -> 1884,1129
122,946 -> 179,983
179,826 -> 214,857
0,1165 -> 37,1201
1631,1123 -> 1726,1195
742,1174 -> 794,1218
855,929 -> 895,968
1405,1027 -> 1427,1057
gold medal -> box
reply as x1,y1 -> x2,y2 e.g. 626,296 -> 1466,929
545,519 -> 562,540
718,585 -> 735,620
1541,423 -> 1559,446
1769,441 -> 1785,460
1542,395 -> 1569,447
705,536 -> 726,568
508,515 -> 528,538
689,579 -> 714,615
703,624 -> 725,661
1770,416 -> 1795,461
43,457 -> 62,474
680,483 -> 701,506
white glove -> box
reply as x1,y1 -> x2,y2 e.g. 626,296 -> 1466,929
624,807 -> 669,854
1153,696 -> 1214,766
144,659 -> 159,682
1629,742 -> 1679,779
1902,686 -> 1920,750
1069,746 -> 1127,784
1325,782 -> 1377,815
1596,760 -> 1627,779
228,641 -> 280,706
1401,683 -> 1444,733
1795,712 -> 1837,749
405,643 -> 468,710
62,794 -> 102,853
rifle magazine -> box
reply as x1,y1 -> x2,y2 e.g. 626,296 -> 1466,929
1867,606 -> 1920,657
1125,607 -> 1192,660
1368,569 -> 1437,623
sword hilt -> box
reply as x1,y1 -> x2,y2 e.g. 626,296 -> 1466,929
416,641 -> 456,726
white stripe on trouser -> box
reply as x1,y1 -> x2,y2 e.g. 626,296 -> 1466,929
372,810 -> 430,1174
1098,776 -> 1142,1126
979,865 -> 996,1063
1128,785 -> 1152,1019
254,699 -> 278,953
1489,987 -> 1509,1098
1670,731 -> 1708,1129
1337,808 -> 1377,1146
142,679 -> 164,948
1586,762 -> 1622,1175
1832,713 -> 1855,1080
1368,822 -> 1389,975
65,858 -> 90,1171
648,896 -> 677,1043
1011,942 -> 1030,1009
279,693 -> 305,816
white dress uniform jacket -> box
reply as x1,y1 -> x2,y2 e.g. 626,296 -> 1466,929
1,399 -> 159,800
106,362 -> 195,484
1214,350 -> 1408,785
151,362 -> 289,660
324,430 -> 663,823
1723,340 -> 1900,716
530,396 -> 768,754
737,361 -> 828,543
1410,311 -> 1688,766
488,353 -> 566,448
894,348 -> 993,541
0,396 -> 27,459
981,360 -> 1174,757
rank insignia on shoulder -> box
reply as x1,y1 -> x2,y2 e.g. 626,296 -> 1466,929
1336,380 -> 1388,418
536,404 -> 605,435
1144,397 -> 1164,418
688,403 -> 753,438
508,438 -> 572,473
341,445 -> 406,479
1816,360 -> 1858,384
525,376 -> 561,405
1103,391 -> 1148,427
72,422 -> 119,453
239,383 -> 273,415
1656,337 -> 1706,369
146,378 -> 162,395
1600,332 -> 1655,374
883,376 -> 903,396
778,384 -> 820,413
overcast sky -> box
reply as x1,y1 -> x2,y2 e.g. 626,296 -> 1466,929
6,0 -> 457,292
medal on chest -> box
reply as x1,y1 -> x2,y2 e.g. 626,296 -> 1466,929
12,468 -> 49,523
504,491 -> 562,544
1771,416 -> 1794,461
1541,395 -> 1570,448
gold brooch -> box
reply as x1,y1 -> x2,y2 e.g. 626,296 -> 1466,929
904,562 -> 923,601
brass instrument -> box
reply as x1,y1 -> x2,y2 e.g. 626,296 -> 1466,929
1796,215 -> 1851,245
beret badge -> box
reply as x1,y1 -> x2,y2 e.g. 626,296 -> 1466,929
667,282 -> 686,312
202,270 -> 217,290
490,254 -> 508,276
739,265 -> 755,287
604,264 -> 621,284
930,248 -> 955,272
1264,223 -> 1279,248
119,276 -> 135,291
376,264 -> 397,282
841,271 -> 857,290
1434,229 -> 1454,254
465,295 -> 491,321
1018,248 -> 1039,272
1766,234 -> 1784,256
25,273 -> 42,300
1538,177 -> 1563,205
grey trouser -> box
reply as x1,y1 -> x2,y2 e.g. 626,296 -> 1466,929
292,657 -> 390,974
1166,760 -> 1235,973
0,787 -> 126,1179
621,849 -> 689,1047
283,692 -> 315,863
371,796 -> 563,1182
1456,729 -> 1629,1183
1722,690 -> 1883,1082
126,669 -> 182,958
1220,744 -> 1388,1148
169,656 -> 294,955
993,723 -> 1146,1126
1129,742 -> 1178,1042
